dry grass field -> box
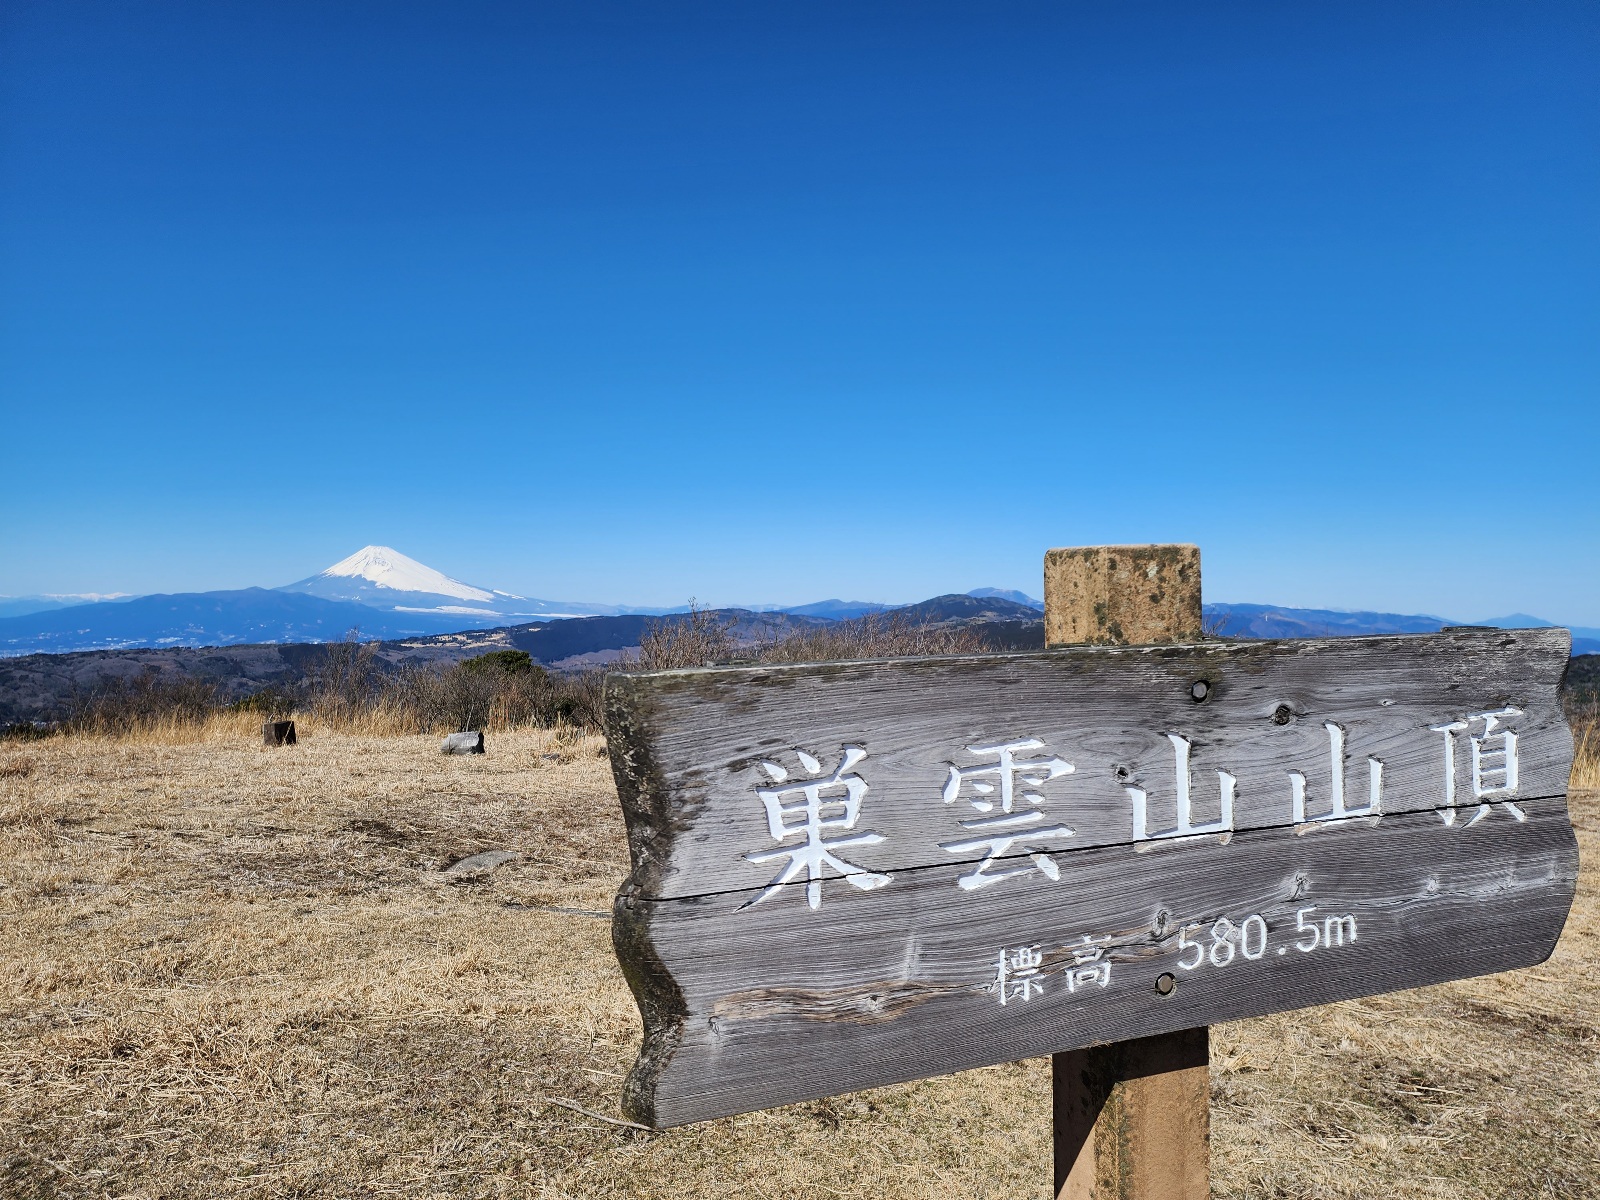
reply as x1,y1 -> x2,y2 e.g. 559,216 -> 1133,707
2,718 -> 1595,1199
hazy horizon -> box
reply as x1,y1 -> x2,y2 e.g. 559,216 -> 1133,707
2,541 -> 1595,631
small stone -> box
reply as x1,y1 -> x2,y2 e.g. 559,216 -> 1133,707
440,850 -> 519,879
441,731 -> 485,755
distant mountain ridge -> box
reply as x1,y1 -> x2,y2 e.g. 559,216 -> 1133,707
0,588 -> 469,655
967,587 -> 1043,609
2,544 -> 1594,657
897,594 -> 1042,624
0,607 -> 839,722
1203,603 -> 1600,654
288,545 -> 499,604
5,593 -> 1595,726
0,547 -> 1055,656
279,545 -> 632,620
0,593 -> 135,619
1204,603 -> 1451,639
0,546 -> 673,656
779,599 -> 890,620
0,597 -> 1044,722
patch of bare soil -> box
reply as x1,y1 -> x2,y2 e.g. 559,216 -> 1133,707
0,729 -> 1594,1198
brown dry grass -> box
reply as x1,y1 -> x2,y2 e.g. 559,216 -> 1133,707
1570,708 -> 1600,792
1,727 -> 1595,1199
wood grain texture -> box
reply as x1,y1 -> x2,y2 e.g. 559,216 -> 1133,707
605,629 -> 1572,901
603,628 -> 1577,1128
615,797 -> 1577,1126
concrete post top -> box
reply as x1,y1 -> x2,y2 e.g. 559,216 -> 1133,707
1043,544 -> 1202,648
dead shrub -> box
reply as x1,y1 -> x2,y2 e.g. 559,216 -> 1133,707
367,660 -> 604,734
309,630 -> 383,727
65,671 -> 224,737
226,685 -> 298,719
635,602 -> 738,670
626,606 -> 988,670
754,611 -> 987,663
40,630 -> 608,743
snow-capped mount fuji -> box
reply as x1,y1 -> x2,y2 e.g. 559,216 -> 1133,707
278,546 -> 619,620
299,545 -> 499,604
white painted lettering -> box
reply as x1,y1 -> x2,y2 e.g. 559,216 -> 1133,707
1291,723 -> 1382,823
743,746 -> 891,910
941,738 -> 1076,890
1127,733 -> 1235,841
992,944 -> 1045,1005
1432,708 -> 1526,827
1065,935 -> 1112,992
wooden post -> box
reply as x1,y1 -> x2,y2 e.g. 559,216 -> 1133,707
1045,544 -> 1209,1199
604,615 -> 1575,1128
261,720 -> 296,746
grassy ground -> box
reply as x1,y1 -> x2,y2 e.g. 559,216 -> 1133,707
1,721 -> 1595,1199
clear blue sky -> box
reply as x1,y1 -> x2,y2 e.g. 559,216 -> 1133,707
2,1 -> 1596,620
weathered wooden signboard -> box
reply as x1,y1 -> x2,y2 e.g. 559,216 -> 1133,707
605,628 -> 1577,1129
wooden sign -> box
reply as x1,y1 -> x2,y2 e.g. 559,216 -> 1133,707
604,628 -> 1578,1128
